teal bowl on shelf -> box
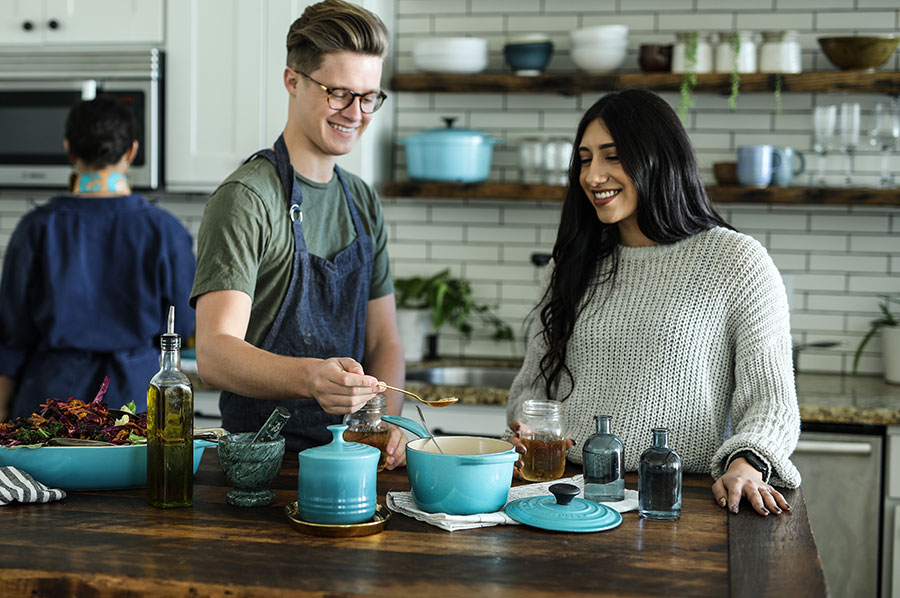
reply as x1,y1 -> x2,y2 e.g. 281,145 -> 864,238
0,439 -> 214,490
503,41 -> 554,76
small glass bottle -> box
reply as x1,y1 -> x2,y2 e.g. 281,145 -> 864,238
343,395 -> 391,472
638,428 -> 682,521
582,415 -> 625,502
147,306 -> 194,508
518,399 -> 566,482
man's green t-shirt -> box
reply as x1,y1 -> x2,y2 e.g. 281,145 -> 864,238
190,157 -> 393,347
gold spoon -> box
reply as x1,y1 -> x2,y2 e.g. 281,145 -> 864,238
379,383 -> 458,407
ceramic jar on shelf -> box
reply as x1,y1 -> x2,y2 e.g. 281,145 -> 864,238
672,32 -> 712,74
714,31 -> 758,74
759,30 -> 802,73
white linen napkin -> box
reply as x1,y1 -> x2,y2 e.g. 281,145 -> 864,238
386,474 -> 638,532
0,466 -> 66,506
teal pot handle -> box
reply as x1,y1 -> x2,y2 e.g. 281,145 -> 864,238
382,414 -> 429,439
456,451 -> 519,465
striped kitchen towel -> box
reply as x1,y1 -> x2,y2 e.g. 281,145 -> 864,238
0,466 -> 66,505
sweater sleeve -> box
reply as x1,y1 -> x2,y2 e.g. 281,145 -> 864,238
710,240 -> 801,488
505,262 -> 558,435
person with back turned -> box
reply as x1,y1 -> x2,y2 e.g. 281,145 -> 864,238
0,95 -> 196,421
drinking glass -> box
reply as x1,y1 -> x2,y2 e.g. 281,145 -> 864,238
870,101 -> 900,188
839,102 -> 860,187
811,105 -> 837,186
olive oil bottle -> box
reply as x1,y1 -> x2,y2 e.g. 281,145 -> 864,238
147,305 -> 194,508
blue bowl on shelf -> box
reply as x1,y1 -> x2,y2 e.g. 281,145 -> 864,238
503,41 -> 554,76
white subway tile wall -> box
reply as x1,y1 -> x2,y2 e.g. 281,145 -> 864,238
0,0 -> 898,378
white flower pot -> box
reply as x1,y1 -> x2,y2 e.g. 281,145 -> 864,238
396,308 -> 432,363
884,326 -> 900,385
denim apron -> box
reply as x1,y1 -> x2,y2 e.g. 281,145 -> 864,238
219,135 -> 373,451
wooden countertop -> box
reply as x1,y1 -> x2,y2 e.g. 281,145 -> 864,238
0,450 -> 824,597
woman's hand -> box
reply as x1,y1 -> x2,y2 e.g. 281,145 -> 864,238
383,425 -> 407,470
712,457 -> 792,516
507,421 -> 575,480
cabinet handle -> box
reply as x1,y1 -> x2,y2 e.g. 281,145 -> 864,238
794,440 -> 872,455
22,20 -> 33,31
47,19 -> 59,30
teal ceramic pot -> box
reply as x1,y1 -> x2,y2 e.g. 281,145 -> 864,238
400,117 -> 502,183
297,424 -> 380,524
218,432 -> 285,507
383,415 -> 519,514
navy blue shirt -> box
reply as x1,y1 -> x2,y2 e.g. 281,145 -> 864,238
0,194 -> 195,418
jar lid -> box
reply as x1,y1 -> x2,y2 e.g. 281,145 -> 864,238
299,424 -> 380,462
504,483 -> 623,532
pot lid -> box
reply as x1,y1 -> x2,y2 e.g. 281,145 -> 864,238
299,424 -> 380,462
504,483 -> 623,532
402,117 -> 500,145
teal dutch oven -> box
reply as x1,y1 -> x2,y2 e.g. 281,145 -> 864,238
297,424 -> 380,524
383,415 -> 518,515
400,117 -> 502,183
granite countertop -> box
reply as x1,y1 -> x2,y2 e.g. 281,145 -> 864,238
406,359 -> 900,427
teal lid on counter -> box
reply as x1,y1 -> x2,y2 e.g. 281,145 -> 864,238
505,483 -> 623,533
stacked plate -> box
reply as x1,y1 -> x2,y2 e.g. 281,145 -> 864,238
570,24 -> 629,73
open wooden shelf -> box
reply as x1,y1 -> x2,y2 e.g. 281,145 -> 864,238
381,181 -> 900,206
390,71 -> 900,95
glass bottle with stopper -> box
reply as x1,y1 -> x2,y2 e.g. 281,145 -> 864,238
147,305 -> 194,508
582,415 -> 625,502
638,427 -> 682,521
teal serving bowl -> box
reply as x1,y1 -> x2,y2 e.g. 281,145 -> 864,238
0,440 -> 214,490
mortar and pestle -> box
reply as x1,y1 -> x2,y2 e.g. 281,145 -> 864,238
218,407 -> 290,507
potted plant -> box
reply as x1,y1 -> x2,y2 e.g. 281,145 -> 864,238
394,269 -> 514,362
853,295 -> 900,384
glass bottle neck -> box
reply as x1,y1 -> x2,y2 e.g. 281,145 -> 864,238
160,348 -> 181,371
652,428 -> 669,448
595,416 -> 611,434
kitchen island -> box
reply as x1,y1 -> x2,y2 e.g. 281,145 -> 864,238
0,451 -> 824,597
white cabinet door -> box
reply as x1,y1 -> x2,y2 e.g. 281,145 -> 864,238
165,0 -> 271,191
0,0 -> 163,45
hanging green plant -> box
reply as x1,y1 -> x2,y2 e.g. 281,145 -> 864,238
773,72 -> 783,115
728,33 -> 741,111
677,32 -> 698,121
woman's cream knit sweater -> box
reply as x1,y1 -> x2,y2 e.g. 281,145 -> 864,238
507,227 -> 801,488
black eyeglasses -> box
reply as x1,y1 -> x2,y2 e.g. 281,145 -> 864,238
297,70 -> 387,114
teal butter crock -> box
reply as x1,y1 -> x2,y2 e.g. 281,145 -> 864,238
297,424 -> 380,524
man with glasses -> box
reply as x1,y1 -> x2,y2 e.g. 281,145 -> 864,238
190,0 -> 406,466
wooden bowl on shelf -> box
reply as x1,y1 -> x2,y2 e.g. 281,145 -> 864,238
713,162 -> 739,185
818,35 -> 899,71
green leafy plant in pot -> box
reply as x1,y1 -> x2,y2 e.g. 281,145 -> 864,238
853,295 -> 900,384
394,269 -> 514,362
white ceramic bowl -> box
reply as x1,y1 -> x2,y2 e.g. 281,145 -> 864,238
572,44 -> 628,73
571,24 -> 629,47
413,37 -> 488,74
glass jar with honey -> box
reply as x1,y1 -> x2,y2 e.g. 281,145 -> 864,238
343,395 -> 391,472
518,399 -> 566,482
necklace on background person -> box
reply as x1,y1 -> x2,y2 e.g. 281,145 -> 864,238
73,170 -> 131,195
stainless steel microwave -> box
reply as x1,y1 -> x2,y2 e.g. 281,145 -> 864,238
0,49 -> 162,189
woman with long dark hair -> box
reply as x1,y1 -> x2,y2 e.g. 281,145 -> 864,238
506,89 -> 799,516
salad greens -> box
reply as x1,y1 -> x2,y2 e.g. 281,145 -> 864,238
0,377 -> 148,447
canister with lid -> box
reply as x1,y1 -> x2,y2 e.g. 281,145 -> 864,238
672,32 -> 712,74
759,30 -> 802,73
714,31 -> 757,74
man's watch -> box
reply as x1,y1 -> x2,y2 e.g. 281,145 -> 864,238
730,450 -> 770,482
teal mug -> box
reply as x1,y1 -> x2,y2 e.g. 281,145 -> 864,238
771,147 -> 806,187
